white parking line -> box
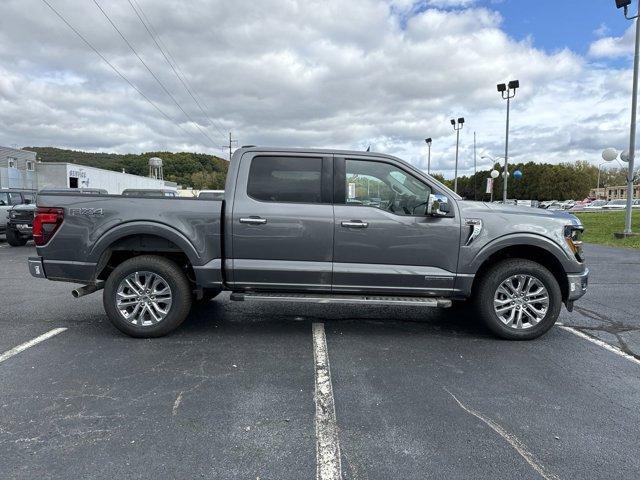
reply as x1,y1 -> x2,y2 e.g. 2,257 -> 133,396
312,323 -> 342,480
558,325 -> 640,367
0,328 -> 67,364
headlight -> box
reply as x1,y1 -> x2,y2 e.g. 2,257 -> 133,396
564,225 -> 584,261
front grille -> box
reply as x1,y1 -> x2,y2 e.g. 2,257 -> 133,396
10,211 -> 34,221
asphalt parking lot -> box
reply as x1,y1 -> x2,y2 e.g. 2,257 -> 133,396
1,240 -> 639,480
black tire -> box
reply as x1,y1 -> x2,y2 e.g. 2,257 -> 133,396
6,228 -> 28,246
103,255 -> 192,338
194,289 -> 222,304
475,259 -> 562,340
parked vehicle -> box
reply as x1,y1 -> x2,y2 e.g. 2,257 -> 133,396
1,189 -> 35,236
28,147 -> 588,340
602,199 -> 628,210
122,189 -> 178,197
584,200 -> 608,211
198,190 -> 225,201
39,188 -> 108,195
6,203 -> 36,246
569,201 -> 589,212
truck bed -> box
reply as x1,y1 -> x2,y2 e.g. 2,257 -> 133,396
35,193 -> 223,285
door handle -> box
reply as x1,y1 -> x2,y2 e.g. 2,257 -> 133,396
341,220 -> 368,228
239,217 -> 267,225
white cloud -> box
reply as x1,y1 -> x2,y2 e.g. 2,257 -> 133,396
589,24 -> 635,58
427,0 -> 476,7
0,0 -> 635,178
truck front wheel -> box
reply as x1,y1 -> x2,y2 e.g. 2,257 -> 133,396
6,228 -> 28,246
103,255 -> 192,338
475,259 -> 562,340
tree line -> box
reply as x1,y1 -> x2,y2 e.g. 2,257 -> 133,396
433,161 -> 631,201
26,147 -> 229,190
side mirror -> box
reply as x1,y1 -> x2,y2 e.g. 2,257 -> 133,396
427,194 -> 450,217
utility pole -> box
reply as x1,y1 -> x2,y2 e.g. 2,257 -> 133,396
220,132 -> 238,161
473,131 -> 477,200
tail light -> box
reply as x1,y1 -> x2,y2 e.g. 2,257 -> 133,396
33,207 -> 64,246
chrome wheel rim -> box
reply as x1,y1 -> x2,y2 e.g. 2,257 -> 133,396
493,274 -> 549,330
116,271 -> 172,326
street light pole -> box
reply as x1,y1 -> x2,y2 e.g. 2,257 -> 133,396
473,131 -> 477,200
497,80 -> 519,202
451,118 -> 464,193
626,1 -> 639,234
425,138 -> 432,175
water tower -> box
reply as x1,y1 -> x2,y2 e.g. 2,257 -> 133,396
148,157 -> 163,180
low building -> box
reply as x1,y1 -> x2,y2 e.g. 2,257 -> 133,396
1,145 -> 176,194
605,184 -> 640,201
589,185 -> 640,201
37,163 -> 176,194
0,146 -> 37,190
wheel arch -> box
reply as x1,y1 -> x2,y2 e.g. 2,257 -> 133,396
90,222 -> 200,283
470,242 -> 569,301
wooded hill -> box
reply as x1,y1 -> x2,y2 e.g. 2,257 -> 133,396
24,147 -> 228,190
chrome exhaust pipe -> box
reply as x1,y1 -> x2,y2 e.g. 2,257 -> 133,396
72,282 -> 104,298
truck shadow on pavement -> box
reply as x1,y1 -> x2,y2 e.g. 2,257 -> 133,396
180,296 -> 492,340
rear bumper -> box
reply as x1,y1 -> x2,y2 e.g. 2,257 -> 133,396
28,256 -> 96,283
567,268 -> 589,301
28,256 -> 46,278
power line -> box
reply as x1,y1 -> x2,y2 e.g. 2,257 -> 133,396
39,0 -> 203,146
91,0 -> 219,148
127,0 -> 229,141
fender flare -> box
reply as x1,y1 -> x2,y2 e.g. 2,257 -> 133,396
88,221 -> 202,266
467,232 -> 572,274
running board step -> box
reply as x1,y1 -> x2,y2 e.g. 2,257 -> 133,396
230,292 -> 452,308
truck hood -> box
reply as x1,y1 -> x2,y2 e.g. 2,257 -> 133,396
10,203 -> 36,212
457,201 -> 582,227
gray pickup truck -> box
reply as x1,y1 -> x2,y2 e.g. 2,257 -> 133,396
28,147 -> 588,340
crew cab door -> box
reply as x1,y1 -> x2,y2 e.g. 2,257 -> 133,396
332,156 -> 460,295
230,152 -> 334,291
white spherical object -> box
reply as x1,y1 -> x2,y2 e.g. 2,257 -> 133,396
490,169 -> 500,179
602,148 -> 618,162
621,150 -> 630,162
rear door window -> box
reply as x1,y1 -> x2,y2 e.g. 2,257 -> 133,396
248,156 -> 323,203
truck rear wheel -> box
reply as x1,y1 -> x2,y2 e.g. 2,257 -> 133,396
103,255 -> 192,338
475,259 -> 562,340
6,228 -> 28,246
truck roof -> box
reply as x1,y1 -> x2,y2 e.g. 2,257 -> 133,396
235,146 -> 401,160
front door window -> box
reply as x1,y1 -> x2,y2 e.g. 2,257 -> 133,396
345,159 -> 432,216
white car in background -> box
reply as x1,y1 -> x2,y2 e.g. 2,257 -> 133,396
584,200 -> 608,210
602,200 -> 627,210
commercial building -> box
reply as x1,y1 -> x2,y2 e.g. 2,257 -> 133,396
1,145 -> 176,194
0,146 -> 37,190
590,185 -> 640,201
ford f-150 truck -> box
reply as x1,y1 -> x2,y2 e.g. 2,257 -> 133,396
28,147 -> 588,340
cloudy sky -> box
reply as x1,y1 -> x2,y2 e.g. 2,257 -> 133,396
0,0 -> 638,177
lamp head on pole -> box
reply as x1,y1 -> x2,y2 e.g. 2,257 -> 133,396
458,117 -> 465,125
450,119 -> 456,126
508,80 -> 520,90
497,83 -> 506,93
602,148 -> 618,162
425,138 -> 432,145
615,0 -> 631,9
